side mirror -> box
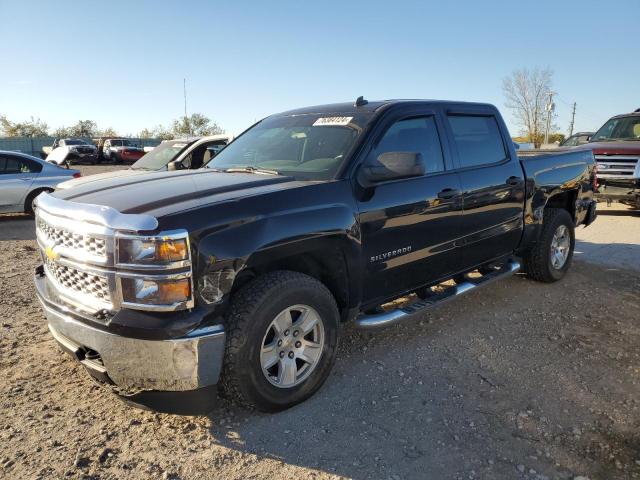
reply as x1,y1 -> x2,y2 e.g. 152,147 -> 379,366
167,160 -> 183,171
358,152 -> 425,187
513,142 -> 520,150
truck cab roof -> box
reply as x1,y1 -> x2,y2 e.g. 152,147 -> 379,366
275,99 -> 498,118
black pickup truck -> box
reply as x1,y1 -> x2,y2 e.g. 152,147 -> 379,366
33,98 -> 596,413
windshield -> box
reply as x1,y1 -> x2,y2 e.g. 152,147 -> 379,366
591,116 -> 640,142
64,139 -> 87,145
206,113 -> 370,180
131,140 -> 191,170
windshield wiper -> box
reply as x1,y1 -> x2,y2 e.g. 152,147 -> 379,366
224,166 -> 279,175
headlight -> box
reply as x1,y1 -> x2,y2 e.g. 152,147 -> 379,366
118,233 -> 189,265
116,230 -> 194,310
121,277 -> 191,307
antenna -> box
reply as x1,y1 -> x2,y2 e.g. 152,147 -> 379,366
355,96 -> 368,107
183,78 -> 190,135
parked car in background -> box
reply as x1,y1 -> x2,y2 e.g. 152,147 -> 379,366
99,138 -> 145,163
560,132 -> 593,147
576,109 -> 640,209
56,134 -> 233,190
34,99 -> 596,413
44,138 -> 97,166
0,151 -> 80,214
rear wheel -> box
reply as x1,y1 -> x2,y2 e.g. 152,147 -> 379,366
221,271 -> 340,412
24,188 -> 53,215
524,208 -> 575,282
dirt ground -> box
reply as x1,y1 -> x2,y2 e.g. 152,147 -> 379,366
1,165 -> 639,480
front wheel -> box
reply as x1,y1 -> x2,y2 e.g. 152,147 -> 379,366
221,271 -> 340,412
524,208 -> 575,282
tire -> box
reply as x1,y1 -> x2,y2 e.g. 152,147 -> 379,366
24,188 -> 52,215
221,271 -> 340,412
524,208 -> 575,283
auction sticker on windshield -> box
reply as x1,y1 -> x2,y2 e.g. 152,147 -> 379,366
313,116 -> 353,127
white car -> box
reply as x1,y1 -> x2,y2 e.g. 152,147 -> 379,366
57,134 -> 233,190
0,151 -> 80,214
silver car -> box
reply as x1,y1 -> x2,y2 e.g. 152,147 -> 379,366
0,150 -> 80,214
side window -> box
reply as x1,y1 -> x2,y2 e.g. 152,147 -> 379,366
4,158 -> 21,174
0,156 -> 6,174
18,158 -> 42,173
372,116 -> 445,174
447,115 -> 507,168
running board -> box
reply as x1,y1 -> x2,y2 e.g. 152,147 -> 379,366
355,260 -> 521,330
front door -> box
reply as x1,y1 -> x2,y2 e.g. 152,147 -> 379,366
356,112 -> 465,306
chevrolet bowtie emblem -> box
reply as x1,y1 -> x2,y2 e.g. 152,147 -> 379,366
45,246 -> 59,261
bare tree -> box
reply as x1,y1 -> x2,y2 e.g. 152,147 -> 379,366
502,67 -> 553,147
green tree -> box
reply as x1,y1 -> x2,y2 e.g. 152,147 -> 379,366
52,126 -> 71,138
97,127 -> 118,137
152,125 -> 174,140
138,128 -> 153,139
68,120 -> 98,138
0,115 -> 49,137
171,113 -> 224,137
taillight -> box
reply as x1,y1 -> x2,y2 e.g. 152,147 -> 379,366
73,172 -> 81,178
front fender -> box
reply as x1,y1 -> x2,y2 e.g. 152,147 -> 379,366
189,182 -> 361,309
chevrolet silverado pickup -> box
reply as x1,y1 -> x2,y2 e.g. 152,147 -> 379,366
33,98 -> 597,414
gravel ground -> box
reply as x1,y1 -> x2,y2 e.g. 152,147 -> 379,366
1,166 -> 639,480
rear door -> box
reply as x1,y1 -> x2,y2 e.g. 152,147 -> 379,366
356,107 -> 465,306
443,108 -> 525,268
0,154 -> 38,210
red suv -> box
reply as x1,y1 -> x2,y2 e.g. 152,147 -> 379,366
577,109 -> 640,209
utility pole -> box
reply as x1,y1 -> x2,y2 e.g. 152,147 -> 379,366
568,102 -> 577,137
543,91 -> 555,145
183,78 -> 190,135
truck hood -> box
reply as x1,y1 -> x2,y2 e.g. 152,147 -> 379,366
575,141 -> 640,155
56,169 -> 144,190
52,169 -> 300,217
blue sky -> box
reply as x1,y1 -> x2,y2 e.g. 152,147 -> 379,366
1,0 -> 638,137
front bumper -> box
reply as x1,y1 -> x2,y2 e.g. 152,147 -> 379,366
35,271 -> 226,396
595,179 -> 640,206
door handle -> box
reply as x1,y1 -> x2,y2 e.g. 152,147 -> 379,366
506,176 -> 521,186
437,188 -> 460,200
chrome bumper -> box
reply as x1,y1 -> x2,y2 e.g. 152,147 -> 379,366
36,278 -> 225,393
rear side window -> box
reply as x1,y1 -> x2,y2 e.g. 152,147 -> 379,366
372,116 -> 445,174
19,158 -> 43,173
0,156 -> 42,174
448,115 -> 507,168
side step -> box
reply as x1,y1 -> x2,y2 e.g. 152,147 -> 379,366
355,260 -> 521,330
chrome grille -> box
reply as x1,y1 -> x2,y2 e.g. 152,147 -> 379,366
44,258 -> 110,301
37,219 -> 107,258
595,155 -> 639,179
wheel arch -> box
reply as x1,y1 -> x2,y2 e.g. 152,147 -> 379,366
234,237 -> 356,321
24,186 -> 54,213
